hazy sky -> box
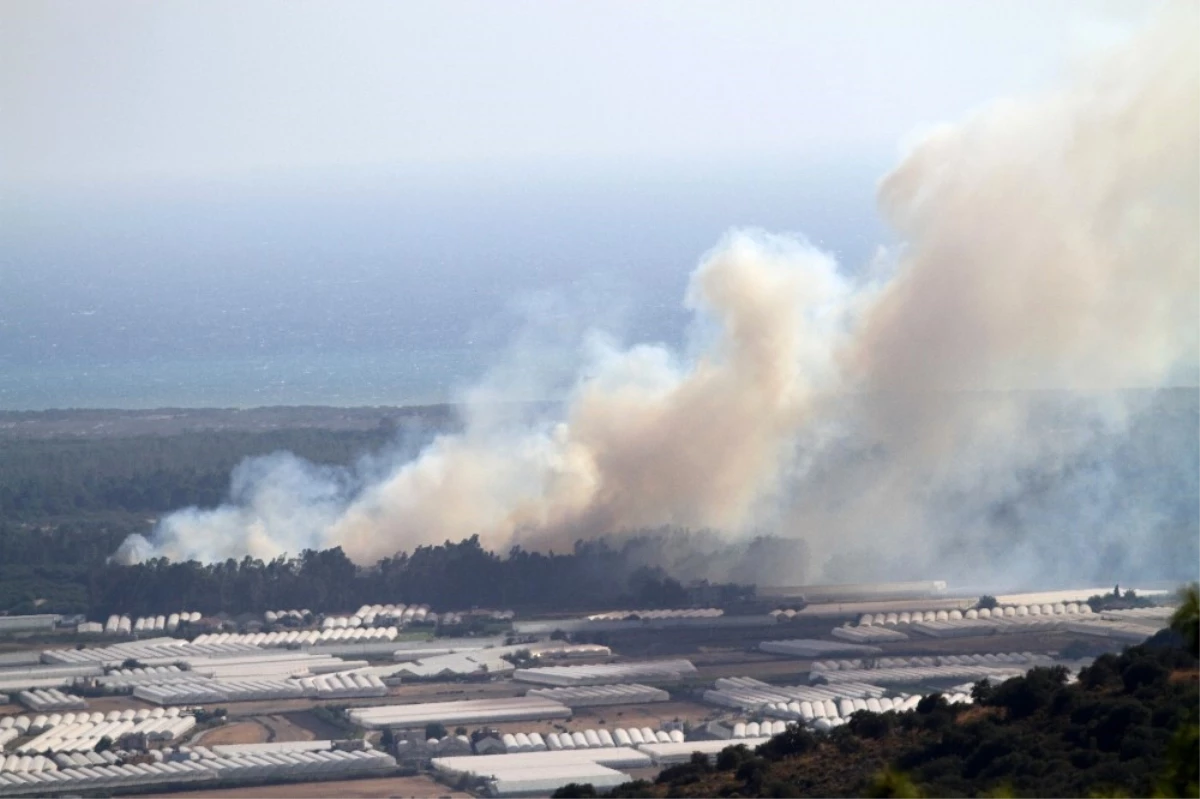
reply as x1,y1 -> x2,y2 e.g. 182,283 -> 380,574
0,0 -> 1174,410
3,0 -> 1161,189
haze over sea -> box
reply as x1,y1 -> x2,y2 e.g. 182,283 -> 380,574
7,2 -> 1160,412
2,162 -> 887,410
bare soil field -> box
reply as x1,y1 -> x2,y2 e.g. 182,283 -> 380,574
194,720 -> 269,746
86,694 -> 156,713
282,710 -> 343,741
872,630 -> 1079,658
263,712 -> 319,742
566,699 -> 715,730
687,649 -> 785,667
693,657 -> 808,683
189,713 -> 323,745
164,774 -> 470,798
385,681 -> 526,703
601,620 -> 832,658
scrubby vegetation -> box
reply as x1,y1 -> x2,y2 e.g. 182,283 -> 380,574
502,648 -> 538,668
1087,585 -> 1162,613
975,595 -> 999,611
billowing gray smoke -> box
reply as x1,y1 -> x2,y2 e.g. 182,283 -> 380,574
116,7 -> 1199,586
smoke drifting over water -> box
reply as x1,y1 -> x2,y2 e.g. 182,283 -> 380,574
116,8 -> 1199,585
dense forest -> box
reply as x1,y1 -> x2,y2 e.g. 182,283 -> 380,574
555,605 -> 1200,798
0,426 -> 405,517
0,425 -> 383,616
1,530 -> 755,619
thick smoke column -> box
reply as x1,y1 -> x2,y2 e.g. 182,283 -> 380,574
116,8 -> 1199,584
330,232 -> 846,562
786,2 -> 1200,585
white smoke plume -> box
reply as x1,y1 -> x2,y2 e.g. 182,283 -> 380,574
116,7 -> 1199,585
116,233 -> 847,564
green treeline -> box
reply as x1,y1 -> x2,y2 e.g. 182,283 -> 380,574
0,428 -> 762,617
1,533 -> 752,618
85,535 -> 751,618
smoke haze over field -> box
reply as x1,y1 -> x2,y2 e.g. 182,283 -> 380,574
116,6 -> 1199,586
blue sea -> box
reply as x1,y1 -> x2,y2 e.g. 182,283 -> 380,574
1,160 -> 887,410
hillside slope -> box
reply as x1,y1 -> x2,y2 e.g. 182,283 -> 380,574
562,632 -> 1199,798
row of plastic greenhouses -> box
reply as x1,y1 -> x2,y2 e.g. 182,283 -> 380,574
2,707 -> 183,735
811,663 -> 1027,685
295,672 -> 387,698
97,665 -> 197,688
811,652 -> 1049,672
764,695 -> 919,720
204,650 -> 360,677
730,720 -> 790,738
0,705 -> 184,739
130,670 -> 386,705
51,750 -> 122,769
1,755 -> 59,774
0,748 -> 397,797
831,626 -> 910,644
326,604 -> 431,628
0,753 -> 59,772
524,683 -> 669,707
432,748 -> 648,797
15,715 -> 196,754
350,696 -> 571,729
262,609 -> 310,623
42,638 -> 262,666
195,627 -> 402,647
15,689 -> 85,712
194,748 -> 396,780
0,664 -> 102,685
763,692 -> 974,723
188,653 -> 361,680
102,612 -> 202,635
497,727 -> 687,753
703,676 -> 885,711
513,659 -> 696,686
553,728 -> 683,749
859,603 -> 1093,627
133,678 -> 303,705
0,760 -> 211,793
640,738 -> 772,765
585,608 -> 723,621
